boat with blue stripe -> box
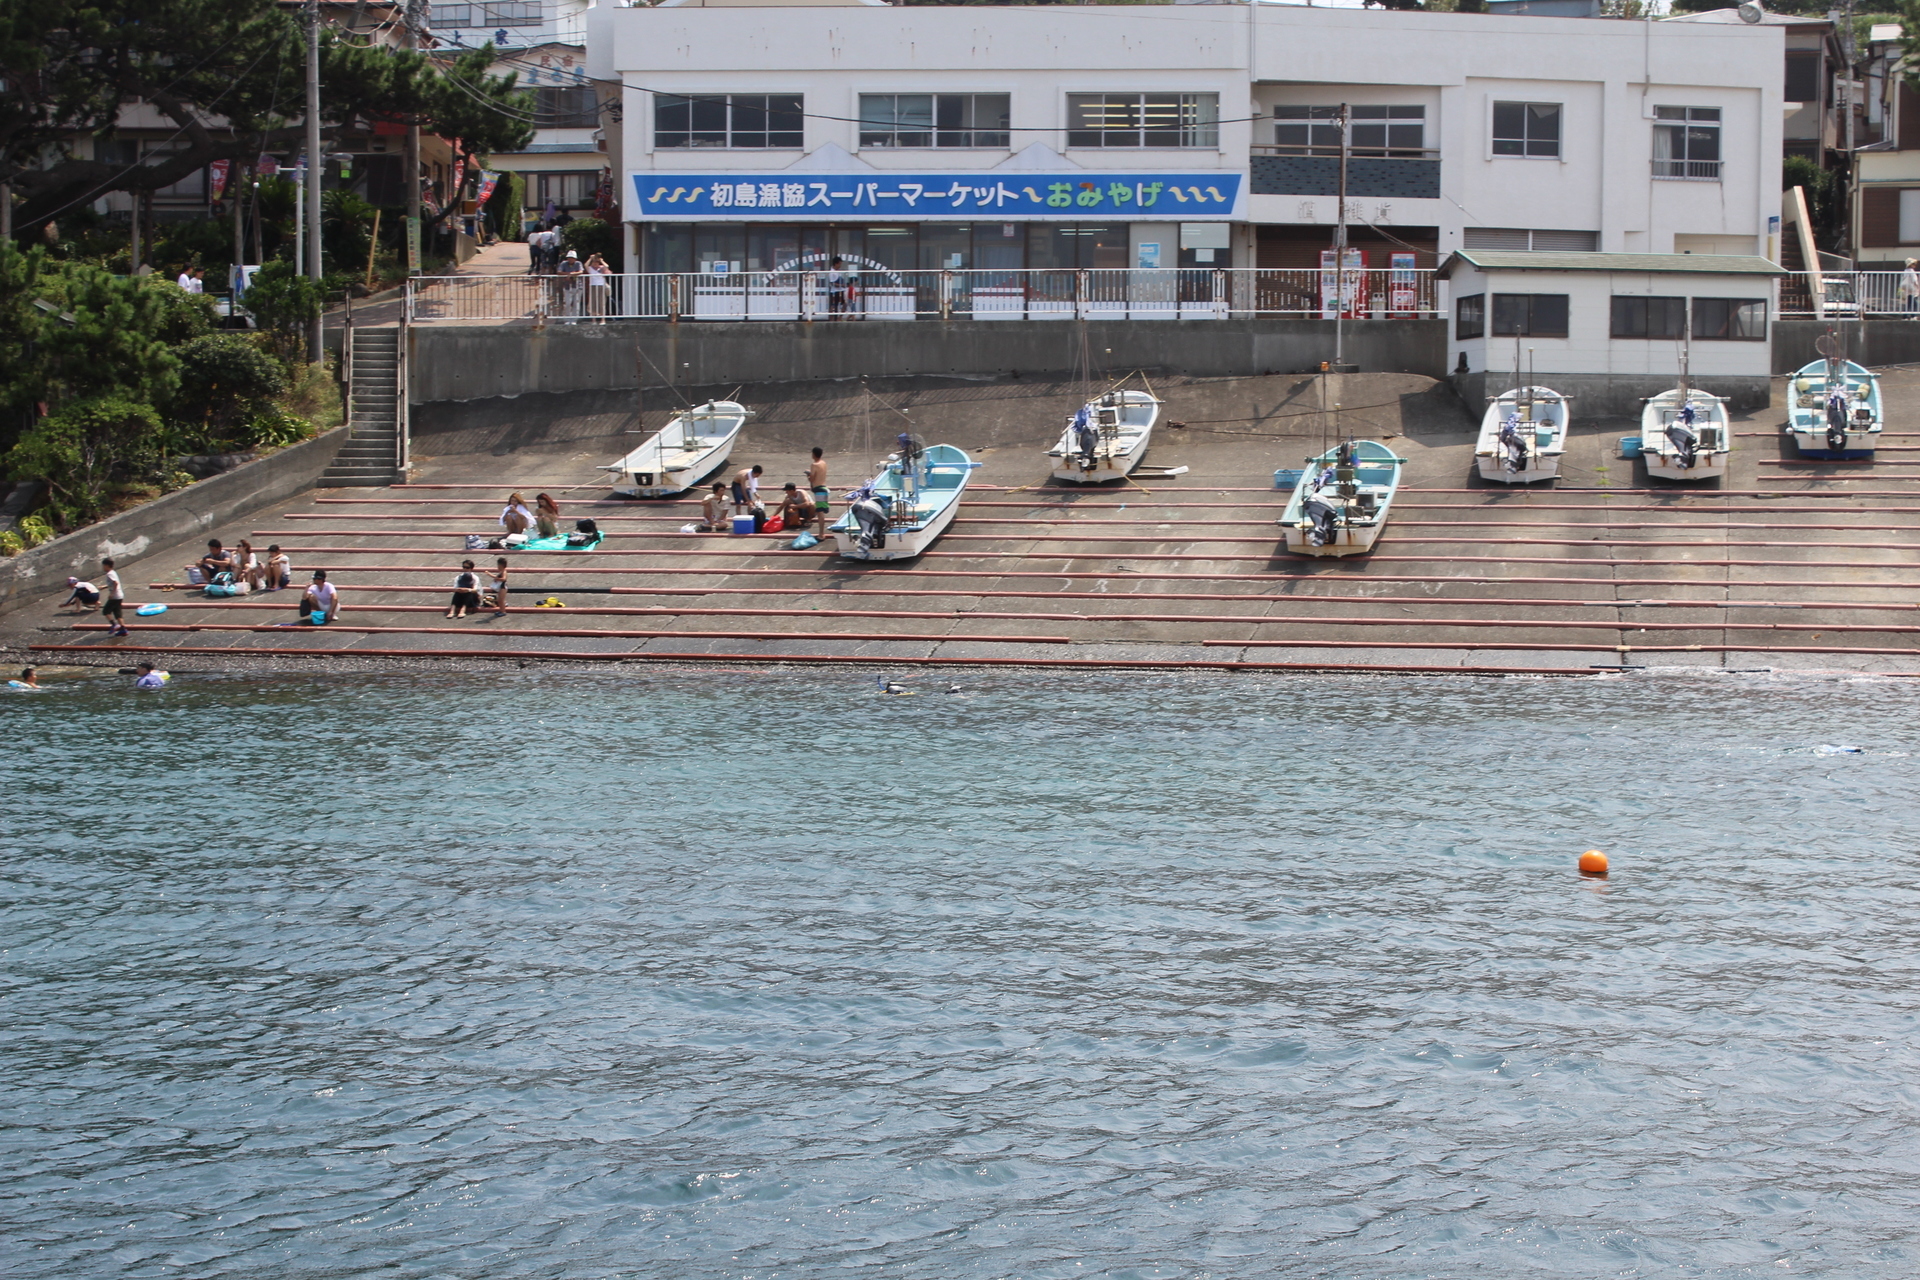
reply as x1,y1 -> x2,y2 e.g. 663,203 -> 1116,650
831,438 -> 979,561
1786,353 -> 1881,460
1277,440 -> 1406,557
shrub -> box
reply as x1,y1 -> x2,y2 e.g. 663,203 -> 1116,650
559,217 -> 616,263
0,531 -> 22,556
4,395 -> 163,524
243,260 -> 326,363
16,514 -> 55,546
244,406 -> 316,448
172,332 -> 290,446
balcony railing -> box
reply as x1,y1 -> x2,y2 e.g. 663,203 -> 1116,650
1652,158 -> 1722,180
1778,270 -> 1918,317
405,267 -> 1442,324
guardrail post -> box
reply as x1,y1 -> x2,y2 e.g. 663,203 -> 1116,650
802,271 -> 815,323
1212,268 -> 1227,320
940,270 -> 952,321
1075,269 -> 1087,321
669,274 -> 681,323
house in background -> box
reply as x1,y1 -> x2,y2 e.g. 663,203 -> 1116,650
429,0 -> 608,234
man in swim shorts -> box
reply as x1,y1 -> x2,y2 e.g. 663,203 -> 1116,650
807,446 -> 830,538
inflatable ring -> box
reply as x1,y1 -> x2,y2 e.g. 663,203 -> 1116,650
136,603 -> 168,616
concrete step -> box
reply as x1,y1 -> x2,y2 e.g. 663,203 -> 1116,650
323,464 -> 400,478
318,474 -> 400,487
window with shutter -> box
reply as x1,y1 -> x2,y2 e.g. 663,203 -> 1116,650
1861,187 -> 1902,247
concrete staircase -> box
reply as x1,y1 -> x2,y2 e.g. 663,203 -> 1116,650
322,328 -> 404,486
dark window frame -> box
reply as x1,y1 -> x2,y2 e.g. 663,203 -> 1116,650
1610,295 -> 1688,339
858,93 -> 1011,149
1492,101 -> 1562,158
654,93 -> 804,150
1692,297 -> 1767,342
1273,104 -> 1426,156
1456,292 -> 1486,340
1491,292 -> 1570,337
534,86 -> 599,129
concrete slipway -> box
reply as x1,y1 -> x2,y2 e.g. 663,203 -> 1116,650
15,367 -> 1920,678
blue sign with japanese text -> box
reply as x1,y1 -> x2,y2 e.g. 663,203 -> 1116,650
631,172 -> 1244,220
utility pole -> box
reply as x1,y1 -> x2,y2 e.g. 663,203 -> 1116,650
1331,102 -> 1357,372
306,0 -> 324,363
404,0 -> 423,275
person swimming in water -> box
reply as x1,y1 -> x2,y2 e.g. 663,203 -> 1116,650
12,666 -> 37,688
133,662 -> 168,690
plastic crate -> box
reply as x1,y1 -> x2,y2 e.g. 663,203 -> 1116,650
1273,468 -> 1305,489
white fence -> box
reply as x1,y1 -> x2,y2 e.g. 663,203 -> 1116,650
1780,270 -> 1920,318
406,267 -> 1441,324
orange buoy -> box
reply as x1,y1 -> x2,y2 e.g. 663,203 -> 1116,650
1578,849 -> 1610,877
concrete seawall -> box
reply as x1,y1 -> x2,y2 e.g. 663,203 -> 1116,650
410,318 -> 1449,403
1773,319 -> 1920,371
0,426 -> 348,613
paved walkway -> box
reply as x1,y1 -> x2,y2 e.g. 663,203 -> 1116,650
326,241 -> 532,332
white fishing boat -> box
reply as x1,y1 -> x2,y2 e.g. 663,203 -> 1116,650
1786,338 -> 1881,459
1047,388 -> 1161,483
1475,386 -> 1569,484
601,400 -> 750,498
1640,388 -> 1731,482
1277,440 -> 1406,557
832,436 -> 979,562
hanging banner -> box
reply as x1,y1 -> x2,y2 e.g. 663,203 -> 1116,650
256,154 -> 280,177
210,159 -> 230,200
1319,248 -> 1368,319
632,172 -> 1244,221
406,215 -> 421,273
475,170 -> 500,206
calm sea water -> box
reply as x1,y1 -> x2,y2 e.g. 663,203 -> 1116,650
4,668 -> 1919,1279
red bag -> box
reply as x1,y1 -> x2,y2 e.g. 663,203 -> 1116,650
763,516 -> 785,534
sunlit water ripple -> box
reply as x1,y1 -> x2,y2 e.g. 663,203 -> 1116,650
3,669 -> 1919,1278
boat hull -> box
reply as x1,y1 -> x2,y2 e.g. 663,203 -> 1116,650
1050,429 -> 1151,484
832,492 -> 961,561
1643,455 -> 1729,482
1786,430 -> 1877,460
1281,523 -> 1383,556
1786,359 -> 1880,461
605,402 -> 747,499
1475,454 -> 1561,484
610,442 -> 736,499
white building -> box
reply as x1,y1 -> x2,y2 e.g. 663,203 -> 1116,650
1440,251 -> 1783,414
430,0 -> 608,228
585,0 -> 1783,286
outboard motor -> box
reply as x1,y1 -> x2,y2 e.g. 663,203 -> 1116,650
1825,389 -> 1851,452
850,496 -> 891,551
1497,413 -> 1527,473
1070,405 -> 1097,465
1665,423 -> 1699,469
1302,497 -> 1339,547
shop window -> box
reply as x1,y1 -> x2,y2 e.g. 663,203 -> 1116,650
431,1 -> 538,28
1066,94 -> 1219,148
654,94 -> 803,150
859,95 -> 1010,149
1653,107 -> 1720,180
1455,292 -> 1485,340
1610,295 -> 1686,339
1692,297 -> 1766,341
1491,293 -> 1568,337
1492,102 -> 1561,158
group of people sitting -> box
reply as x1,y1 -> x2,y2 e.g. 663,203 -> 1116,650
186,538 -> 293,593
689,454 -> 832,540
499,491 -> 565,540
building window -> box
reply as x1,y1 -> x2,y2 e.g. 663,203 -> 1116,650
430,1 -> 539,28
1273,105 -> 1425,155
858,94 -> 1010,149
1463,228 -> 1598,252
1066,94 -> 1219,148
1492,102 -> 1561,158
1653,106 -> 1721,180
1491,293 -> 1569,337
1900,189 -> 1920,243
1610,295 -> 1687,339
654,94 -> 803,149
533,172 -> 598,210
1692,297 -> 1767,341
1784,51 -> 1821,104
1456,292 -> 1486,340
535,86 -> 599,129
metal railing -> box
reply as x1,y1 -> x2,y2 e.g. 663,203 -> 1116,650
1651,158 -> 1722,180
1779,270 -> 1918,318
405,267 -> 1442,324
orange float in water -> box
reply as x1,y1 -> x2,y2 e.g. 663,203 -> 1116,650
1578,849 -> 1610,877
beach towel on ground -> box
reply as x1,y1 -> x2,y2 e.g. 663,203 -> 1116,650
509,532 -> 603,551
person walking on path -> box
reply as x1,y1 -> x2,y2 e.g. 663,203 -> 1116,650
1902,258 -> 1920,316
731,464 -> 763,515
100,557 -> 128,636
807,446 -> 831,538
488,557 -> 510,617
447,560 -> 482,619
300,570 -> 339,625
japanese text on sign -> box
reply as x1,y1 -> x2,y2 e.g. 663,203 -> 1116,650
632,172 -> 1244,220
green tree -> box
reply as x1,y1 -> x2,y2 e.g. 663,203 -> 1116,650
240,260 -> 324,363
559,217 -> 616,262
5,2 -> 533,237
5,394 -> 162,523
170,332 -> 288,449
